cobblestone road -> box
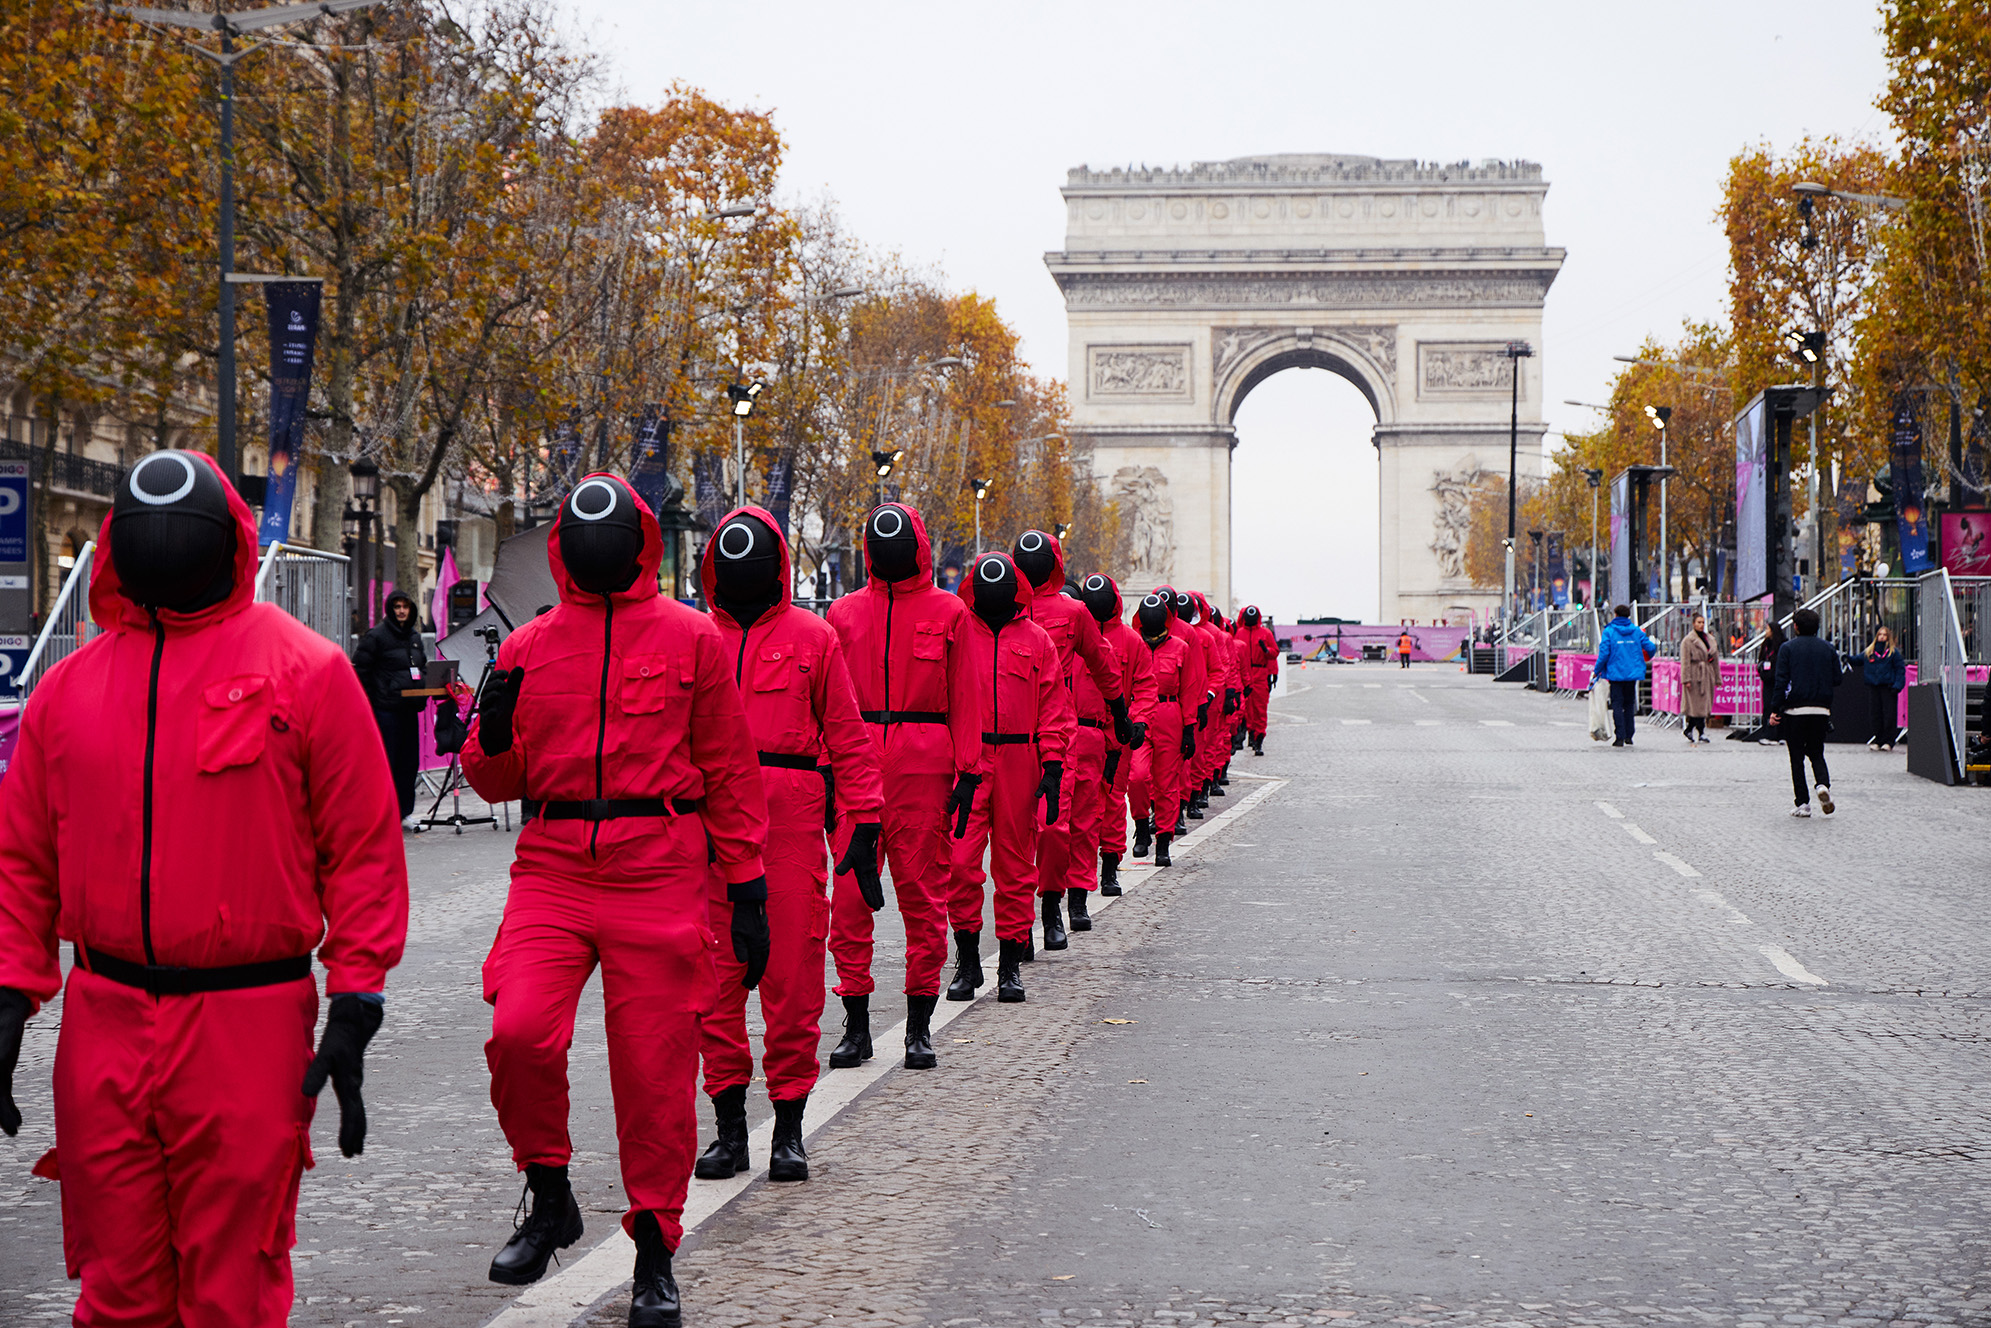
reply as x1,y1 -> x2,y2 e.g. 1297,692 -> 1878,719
4,663 -> 1988,1327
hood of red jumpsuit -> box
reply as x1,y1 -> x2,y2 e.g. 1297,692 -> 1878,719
955,552 -> 1036,615
547,471 -> 665,608
862,502 -> 936,588
698,503 -> 794,624
1092,573 -> 1126,623
1022,530 -> 1067,596
90,450 -> 262,635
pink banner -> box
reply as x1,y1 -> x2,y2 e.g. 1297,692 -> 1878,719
0,704 -> 19,786
1284,624 -> 1473,663
1650,659 -> 1681,712
1650,659 -> 1762,715
1556,654 -> 1595,691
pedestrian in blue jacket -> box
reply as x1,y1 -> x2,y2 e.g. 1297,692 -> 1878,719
1860,625 -> 1906,750
1595,605 -> 1657,747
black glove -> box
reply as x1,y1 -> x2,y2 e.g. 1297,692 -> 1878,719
728,876 -> 771,990
1103,748 -> 1122,786
1181,726 -> 1197,760
0,986 -> 28,1137
301,994 -> 385,1159
1108,696 -> 1135,747
1224,688 -> 1239,716
836,821 -> 886,911
433,698 -> 468,756
1037,760 -> 1063,825
477,666 -> 525,755
947,772 -> 982,838
1129,721 -> 1147,750
1197,699 -> 1211,729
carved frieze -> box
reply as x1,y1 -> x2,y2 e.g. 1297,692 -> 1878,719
1059,271 -> 1551,310
1429,457 -> 1484,583
1418,343 -> 1524,399
1109,465 -> 1174,581
1212,325 -> 1397,386
1088,345 -> 1192,399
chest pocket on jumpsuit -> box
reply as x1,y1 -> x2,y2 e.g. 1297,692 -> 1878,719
907,622 -> 946,701
618,651 -> 695,756
198,675 -> 274,773
751,646 -> 794,695
999,642 -> 1036,719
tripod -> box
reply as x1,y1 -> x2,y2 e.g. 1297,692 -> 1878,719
415,633 -> 510,835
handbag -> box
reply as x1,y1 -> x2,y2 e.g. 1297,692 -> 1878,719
1587,677 -> 1611,742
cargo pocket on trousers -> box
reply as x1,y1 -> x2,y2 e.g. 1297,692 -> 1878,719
809,891 -> 830,944
261,1124 -> 314,1258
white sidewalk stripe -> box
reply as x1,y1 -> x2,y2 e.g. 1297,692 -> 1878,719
1595,801 -> 1623,819
1653,850 -> 1701,878
1758,944 -> 1828,986
1621,823 -> 1657,845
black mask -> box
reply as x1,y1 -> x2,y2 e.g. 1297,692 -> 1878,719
558,477 -> 645,595
970,553 -> 1021,628
1242,606 -> 1261,628
1172,590 -> 1197,624
1136,593 -> 1172,644
1078,573 -> 1117,625
1012,529 -> 1057,590
866,504 -> 922,584
711,512 -> 783,620
111,450 -> 236,613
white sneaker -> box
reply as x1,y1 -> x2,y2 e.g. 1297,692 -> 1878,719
401,814 -> 422,831
1816,786 -> 1834,815
1790,804 -> 1812,818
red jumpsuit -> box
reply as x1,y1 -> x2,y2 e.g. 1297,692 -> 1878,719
1018,536 -> 1121,903
462,479 -> 768,1252
1079,577 -> 1156,881
945,583 -> 1074,943
1127,632 -> 1196,837
1191,596 -> 1238,789
698,507 -> 883,1104
0,460 -> 408,1327
1236,619 -> 1279,741
824,508 -> 982,997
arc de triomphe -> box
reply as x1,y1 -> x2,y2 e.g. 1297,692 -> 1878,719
1047,153 -> 1563,621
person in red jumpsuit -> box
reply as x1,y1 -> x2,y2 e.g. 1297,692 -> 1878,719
945,553 -> 1074,1002
825,503 -> 983,1060
1138,585 -> 1207,851
1074,573 -> 1155,899
1235,605 -> 1279,755
694,507 -> 883,1184
462,473 -> 769,1328
1194,593 -> 1241,804
1174,591 -> 1235,820
1008,531 -> 1129,950
0,450 -> 408,1327
1124,592 -> 1198,867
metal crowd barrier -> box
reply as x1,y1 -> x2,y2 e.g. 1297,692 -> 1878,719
10,541 -> 97,699
1918,568 -> 1970,777
255,542 -> 353,648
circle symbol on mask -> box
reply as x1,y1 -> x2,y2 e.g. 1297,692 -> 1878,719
128,451 -> 199,506
718,521 -> 758,559
1086,575 -> 1107,592
1143,593 -> 1166,608
569,478 -> 621,521
871,508 -> 905,540
978,557 -> 1008,583
1018,531 -> 1045,552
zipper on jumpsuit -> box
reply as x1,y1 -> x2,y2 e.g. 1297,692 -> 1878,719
590,594 -> 614,858
140,611 -> 166,968
882,582 -> 894,728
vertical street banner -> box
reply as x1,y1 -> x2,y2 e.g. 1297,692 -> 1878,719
257,281 -> 321,546
1546,533 -> 1568,606
1835,473 -> 1865,581
628,408 -> 671,515
548,417 -> 583,491
1891,392 -> 1934,574
692,453 -> 727,533
1733,396 -> 1768,601
1609,472 -> 1629,607
765,451 -> 794,536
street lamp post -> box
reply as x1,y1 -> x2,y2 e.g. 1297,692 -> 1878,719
870,449 -> 903,509
1503,341 -> 1535,624
347,457 -> 380,629
1785,328 -> 1828,596
1645,405 -> 1672,599
726,379 -> 764,508
1584,468 -> 1604,607
1528,529 -> 1544,610
970,477 -> 993,554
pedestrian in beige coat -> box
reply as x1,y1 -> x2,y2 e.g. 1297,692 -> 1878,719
1680,612 -> 1719,744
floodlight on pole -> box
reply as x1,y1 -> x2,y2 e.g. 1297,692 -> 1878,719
1503,340 -> 1534,624
1646,405 -> 1672,596
1784,328 -> 1826,364
871,449 -> 903,479
1792,180 -> 1909,212
1054,522 -> 1073,542
970,477 -> 993,553
726,379 -> 765,507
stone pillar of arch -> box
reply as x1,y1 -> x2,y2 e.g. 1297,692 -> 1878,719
1046,154 -> 1564,621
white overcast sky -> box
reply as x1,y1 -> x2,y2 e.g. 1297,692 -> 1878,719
572,0 -> 1890,622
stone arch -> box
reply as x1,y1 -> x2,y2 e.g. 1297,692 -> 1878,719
1212,328 -> 1397,429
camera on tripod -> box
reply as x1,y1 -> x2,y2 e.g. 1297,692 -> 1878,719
476,623 -> 502,648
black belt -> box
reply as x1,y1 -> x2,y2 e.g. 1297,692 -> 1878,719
80,944 -> 312,996
757,752 -> 822,771
1156,694 -> 1180,702
540,797 -> 701,822
982,731 -> 1034,746
1077,718 -> 1104,729
861,709 -> 948,725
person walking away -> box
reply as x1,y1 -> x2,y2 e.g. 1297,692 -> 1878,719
462,473 -> 769,1327
0,450 -> 408,1327
695,507 -> 885,1186
945,553 -> 1074,1003
1235,605 -> 1278,754
827,504 -> 985,1023
1595,605 -> 1657,747
1680,612 -> 1719,744
1756,621 -> 1787,743
1770,607 -> 1842,817
1861,625 -> 1906,750
353,590 -> 429,828
1397,627 -> 1414,669
1076,573 -> 1156,902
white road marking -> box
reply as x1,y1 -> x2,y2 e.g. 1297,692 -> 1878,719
1653,850 -> 1701,878
1693,890 -> 1752,925
483,781 -> 1290,1327
1410,690 -> 1430,704
1414,720 -> 1442,727
1758,944 -> 1828,986
1341,718 -> 1372,726
1362,683 -> 1382,689
1621,823 -> 1657,845
1480,719 -> 1514,727
1594,801 -> 1623,819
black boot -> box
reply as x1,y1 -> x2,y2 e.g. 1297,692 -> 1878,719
827,994 -> 871,1068
1251,733 -> 1264,755
1187,790 -> 1205,820
489,1162 -> 585,1285
1023,931 -> 1035,961
904,994 -> 938,1069
768,1096 -> 808,1181
1041,892 -> 1068,950
1131,819 -> 1153,859
629,1210 -> 681,1327
1154,831 -> 1173,868
1213,766 -> 1229,792
1067,887 -> 1092,931
1178,799 -> 1191,826
693,1084 -> 749,1179
945,929 -> 983,1001
997,938 -> 1026,1002
1099,852 -> 1123,896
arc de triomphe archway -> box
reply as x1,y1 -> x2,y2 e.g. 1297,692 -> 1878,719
1047,154 -> 1564,621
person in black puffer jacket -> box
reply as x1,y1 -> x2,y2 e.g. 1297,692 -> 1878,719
352,591 -> 428,825
1770,607 -> 1844,817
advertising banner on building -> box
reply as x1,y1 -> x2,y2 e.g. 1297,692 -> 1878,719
1734,395 -> 1768,601
1546,533 -> 1568,606
1942,511 -> 1991,576
0,460 -> 28,632
765,451 -> 794,536
257,281 -> 321,547
1891,392 -> 1934,574
1609,472 -> 1629,607
629,408 -> 672,516
1835,472 -> 1866,581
